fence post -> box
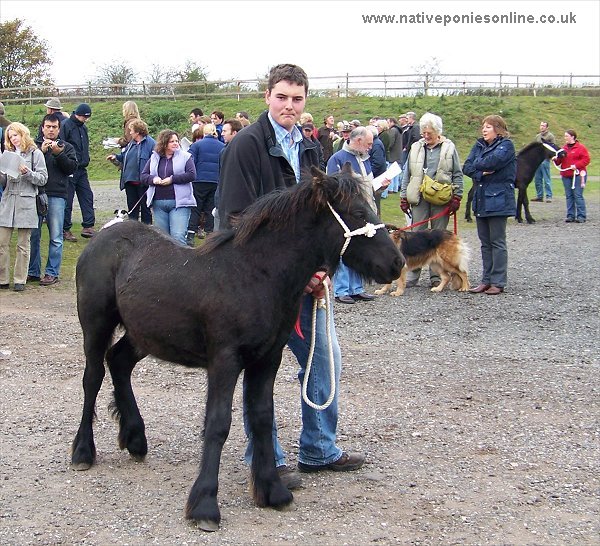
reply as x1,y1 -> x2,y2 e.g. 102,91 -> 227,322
569,73 -> 573,88
424,73 -> 429,96
345,73 -> 349,98
142,81 -> 146,99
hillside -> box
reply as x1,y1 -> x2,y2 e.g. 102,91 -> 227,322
4,95 -> 598,181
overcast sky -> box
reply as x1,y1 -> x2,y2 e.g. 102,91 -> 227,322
2,0 -> 599,86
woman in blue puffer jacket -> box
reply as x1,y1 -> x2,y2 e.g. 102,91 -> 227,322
463,115 -> 516,295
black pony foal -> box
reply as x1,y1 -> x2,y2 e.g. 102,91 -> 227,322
71,165 -> 403,531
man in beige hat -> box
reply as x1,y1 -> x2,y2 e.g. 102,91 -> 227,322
38,98 -> 68,139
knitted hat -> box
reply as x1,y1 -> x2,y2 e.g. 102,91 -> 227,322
74,103 -> 92,117
45,98 -> 62,110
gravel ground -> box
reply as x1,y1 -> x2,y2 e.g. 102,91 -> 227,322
0,182 -> 598,545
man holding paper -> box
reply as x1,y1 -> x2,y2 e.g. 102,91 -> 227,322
326,126 -> 389,304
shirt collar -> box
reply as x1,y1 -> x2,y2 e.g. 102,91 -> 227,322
268,112 -> 303,146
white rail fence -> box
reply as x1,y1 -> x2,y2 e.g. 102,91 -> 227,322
1,73 -> 598,104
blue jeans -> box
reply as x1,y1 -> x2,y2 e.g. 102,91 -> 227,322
151,199 -> 192,246
333,260 -> 364,297
534,159 -> 552,199
562,175 -> 586,221
64,169 -> 95,231
244,293 -> 343,467
476,215 -> 508,288
29,196 -> 66,278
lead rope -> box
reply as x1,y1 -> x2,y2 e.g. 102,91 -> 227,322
301,283 -> 336,410
301,202 -> 387,410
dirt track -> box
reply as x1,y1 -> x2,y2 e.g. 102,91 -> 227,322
0,192 -> 598,545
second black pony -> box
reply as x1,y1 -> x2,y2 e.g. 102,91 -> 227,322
71,165 -> 403,531
464,140 -> 564,224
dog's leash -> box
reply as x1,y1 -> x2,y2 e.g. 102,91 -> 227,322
400,206 -> 457,234
127,189 -> 148,216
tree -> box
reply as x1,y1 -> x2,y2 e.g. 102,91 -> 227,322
0,19 -> 53,89
412,56 -> 445,96
95,62 -> 137,85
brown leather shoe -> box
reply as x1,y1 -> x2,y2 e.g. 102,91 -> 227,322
484,286 -> 504,295
81,227 -> 97,238
469,283 -> 491,294
298,451 -> 365,473
63,230 -> 77,242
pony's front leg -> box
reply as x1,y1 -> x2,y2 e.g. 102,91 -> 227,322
185,357 -> 240,531
244,355 -> 293,509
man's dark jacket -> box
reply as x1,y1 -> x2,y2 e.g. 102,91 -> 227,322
218,111 -> 319,229
59,114 -> 90,168
35,137 -> 78,199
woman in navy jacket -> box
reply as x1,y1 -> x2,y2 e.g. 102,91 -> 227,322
107,119 -> 155,224
463,115 -> 516,295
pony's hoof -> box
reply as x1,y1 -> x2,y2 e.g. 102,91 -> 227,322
71,461 -> 92,471
273,500 -> 295,512
193,519 -> 219,532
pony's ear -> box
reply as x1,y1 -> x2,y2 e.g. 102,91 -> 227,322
310,165 -> 326,183
341,162 -> 354,176
309,166 -> 331,207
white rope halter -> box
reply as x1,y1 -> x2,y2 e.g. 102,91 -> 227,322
327,202 -> 385,256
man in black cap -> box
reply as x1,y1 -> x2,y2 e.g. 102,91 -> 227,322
59,103 -> 96,239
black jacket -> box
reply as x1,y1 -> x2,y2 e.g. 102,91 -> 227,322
59,114 -> 90,168
35,137 -> 78,199
402,123 -> 421,164
218,111 -> 320,229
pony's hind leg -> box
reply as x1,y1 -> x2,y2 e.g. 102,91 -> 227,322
72,321 -> 117,470
106,333 -> 148,460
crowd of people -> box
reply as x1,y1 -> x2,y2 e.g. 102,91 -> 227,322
0,84 -> 592,298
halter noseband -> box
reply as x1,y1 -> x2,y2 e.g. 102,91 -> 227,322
541,141 -> 563,159
327,202 -> 385,256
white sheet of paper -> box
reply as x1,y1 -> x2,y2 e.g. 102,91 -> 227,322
0,151 -> 25,178
180,137 -> 191,152
372,161 -> 401,191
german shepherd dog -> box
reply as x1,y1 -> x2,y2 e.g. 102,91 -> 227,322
375,228 -> 470,296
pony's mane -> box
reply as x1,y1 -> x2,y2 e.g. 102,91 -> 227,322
199,169 -> 365,254
518,141 -> 544,155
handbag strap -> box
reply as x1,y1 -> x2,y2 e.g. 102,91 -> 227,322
31,150 -> 46,194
